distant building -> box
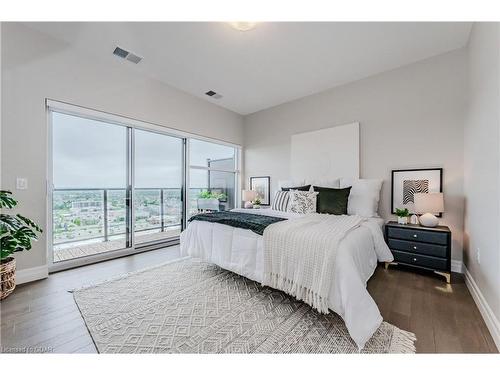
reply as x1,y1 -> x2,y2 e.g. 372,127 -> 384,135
71,201 -> 102,209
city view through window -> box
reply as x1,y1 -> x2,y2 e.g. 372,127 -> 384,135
51,111 -> 238,264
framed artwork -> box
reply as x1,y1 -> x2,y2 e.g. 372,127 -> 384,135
391,168 -> 443,217
250,176 -> 271,206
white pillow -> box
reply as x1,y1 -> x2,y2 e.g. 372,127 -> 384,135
339,178 -> 383,217
287,190 -> 319,214
271,191 -> 290,212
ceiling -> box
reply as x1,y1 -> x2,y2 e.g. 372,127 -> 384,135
26,22 -> 472,115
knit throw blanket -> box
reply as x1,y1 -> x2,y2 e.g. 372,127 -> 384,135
263,214 -> 365,314
188,211 -> 287,236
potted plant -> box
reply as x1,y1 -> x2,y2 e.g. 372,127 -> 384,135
196,190 -> 227,212
395,208 -> 410,225
1,190 -> 42,300
252,197 -> 262,209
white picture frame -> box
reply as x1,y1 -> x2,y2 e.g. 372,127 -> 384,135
249,176 -> 271,206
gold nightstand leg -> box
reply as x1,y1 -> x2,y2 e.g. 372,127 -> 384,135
384,262 -> 398,269
434,271 -> 451,284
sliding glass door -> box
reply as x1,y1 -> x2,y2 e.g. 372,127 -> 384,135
50,111 -> 186,267
188,139 -> 238,218
49,102 -> 240,269
134,129 -> 183,246
51,112 -> 129,263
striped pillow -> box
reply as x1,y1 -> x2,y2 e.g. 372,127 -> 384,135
271,191 -> 290,212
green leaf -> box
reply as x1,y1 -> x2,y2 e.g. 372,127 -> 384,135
395,208 -> 410,217
0,191 -> 42,260
17,214 -> 43,233
0,190 -> 17,209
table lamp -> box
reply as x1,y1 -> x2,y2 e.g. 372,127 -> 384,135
414,192 -> 444,227
242,190 -> 257,209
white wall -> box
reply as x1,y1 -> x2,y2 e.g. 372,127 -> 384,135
1,23 -> 244,272
2,21 -> 499,332
464,23 -> 500,323
244,49 -> 467,262
0,23 -> 2,189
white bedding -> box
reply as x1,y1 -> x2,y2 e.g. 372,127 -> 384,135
180,208 -> 393,349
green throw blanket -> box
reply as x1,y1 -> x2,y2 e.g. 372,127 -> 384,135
188,211 -> 287,236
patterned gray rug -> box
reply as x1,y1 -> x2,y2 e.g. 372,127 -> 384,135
73,258 -> 416,353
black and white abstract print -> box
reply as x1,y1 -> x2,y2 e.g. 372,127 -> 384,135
391,168 -> 442,215
402,179 -> 429,204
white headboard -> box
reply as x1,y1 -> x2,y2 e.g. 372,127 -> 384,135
290,122 -> 359,182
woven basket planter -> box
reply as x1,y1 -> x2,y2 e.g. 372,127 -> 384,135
0,257 -> 16,300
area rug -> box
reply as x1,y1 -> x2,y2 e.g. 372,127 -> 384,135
73,258 -> 416,353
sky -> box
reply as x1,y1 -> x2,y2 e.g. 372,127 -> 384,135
52,112 -> 235,189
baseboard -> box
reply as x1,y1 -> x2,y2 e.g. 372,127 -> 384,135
451,259 -> 463,273
463,264 -> 500,351
16,265 -> 48,285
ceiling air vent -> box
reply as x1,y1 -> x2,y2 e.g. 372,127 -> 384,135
113,46 -> 129,58
113,46 -> 142,64
205,90 -> 223,99
126,53 -> 142,64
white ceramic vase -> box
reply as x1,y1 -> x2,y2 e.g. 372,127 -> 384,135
397,216 -> 409,225
419,213 -> 439,227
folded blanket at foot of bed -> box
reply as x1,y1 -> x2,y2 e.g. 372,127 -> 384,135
263,214 -> 365,314
188,211 -> 287,236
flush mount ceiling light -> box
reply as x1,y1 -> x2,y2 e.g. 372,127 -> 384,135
229,22 -> 257,32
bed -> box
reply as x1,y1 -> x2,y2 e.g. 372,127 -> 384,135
180,207 -> 393,349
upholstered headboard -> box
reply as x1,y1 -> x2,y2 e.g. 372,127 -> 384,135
290,122 -> 360,182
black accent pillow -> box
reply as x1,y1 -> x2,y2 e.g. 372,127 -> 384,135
281,184 -> 311,191
313,186 -> 352,215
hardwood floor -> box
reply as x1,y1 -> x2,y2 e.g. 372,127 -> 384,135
368,265 -> 497,353
1,246 -> 497,353
0,247 -> 181,354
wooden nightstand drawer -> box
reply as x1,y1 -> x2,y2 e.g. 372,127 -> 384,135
388,238 -> 447,258
392,250 -> 448,271
387,227 -> 448,245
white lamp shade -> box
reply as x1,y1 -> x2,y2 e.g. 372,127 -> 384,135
242,190 -> 257,202
414,193 -> 444,214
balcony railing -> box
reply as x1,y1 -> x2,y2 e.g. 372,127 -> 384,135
52,188 -> 184,246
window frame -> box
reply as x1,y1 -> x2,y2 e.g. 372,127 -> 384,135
186,138 -> 241,218
46,99 -> 241,272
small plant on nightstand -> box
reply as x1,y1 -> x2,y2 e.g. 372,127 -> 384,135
395,208 -> 410,225
252,197 -> 262,209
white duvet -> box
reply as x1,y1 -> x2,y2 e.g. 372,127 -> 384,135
180,208 -> 393,349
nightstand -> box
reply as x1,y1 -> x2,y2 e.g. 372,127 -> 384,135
384,221 -> 451,283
